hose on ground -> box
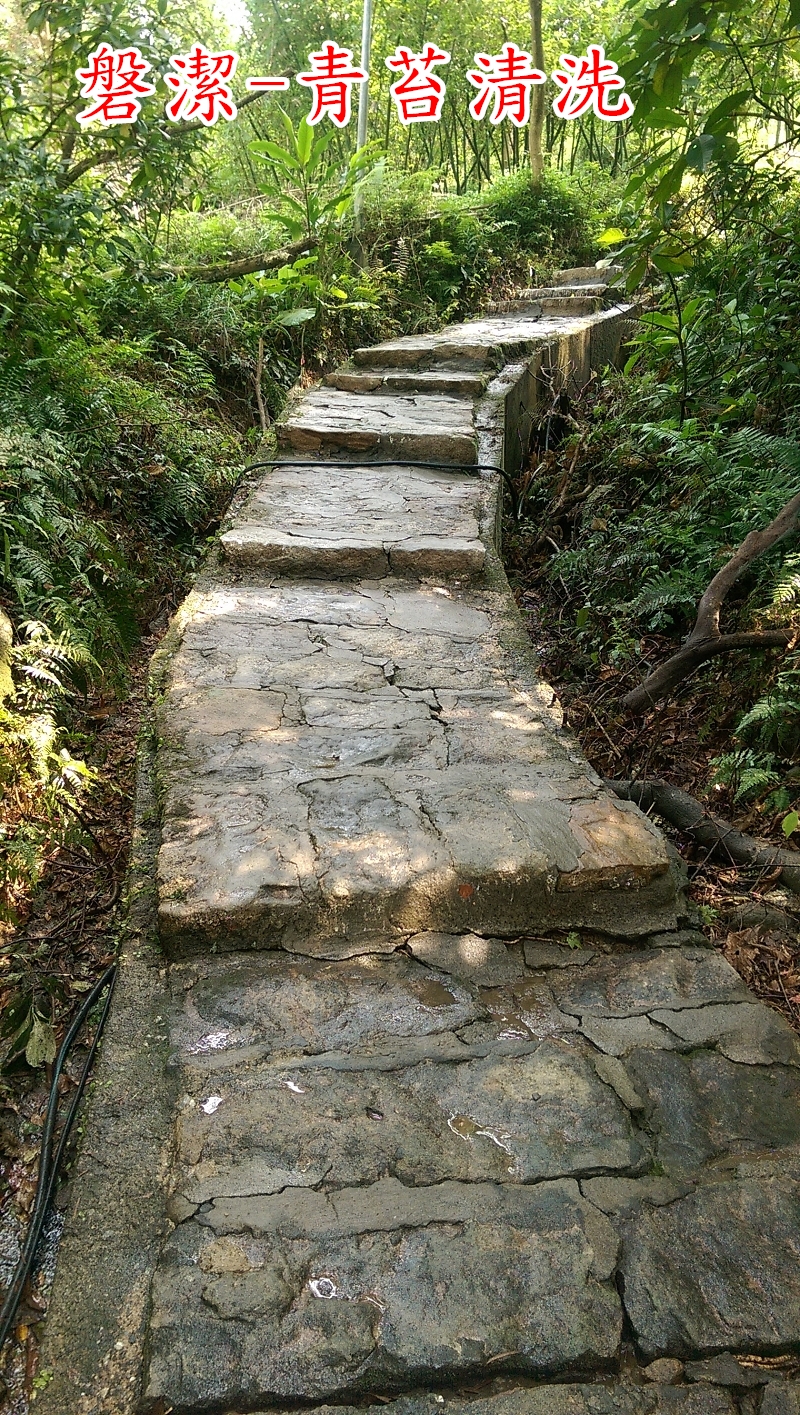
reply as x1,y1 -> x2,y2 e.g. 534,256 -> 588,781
0,963 -> 117,1361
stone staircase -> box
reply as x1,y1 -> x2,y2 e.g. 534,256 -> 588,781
36,269 -> 800,1415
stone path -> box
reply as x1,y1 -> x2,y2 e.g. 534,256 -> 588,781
37,272 -> 800,1415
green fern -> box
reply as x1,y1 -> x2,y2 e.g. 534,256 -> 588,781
709,749 -> 781,802
736,655 -> 800,755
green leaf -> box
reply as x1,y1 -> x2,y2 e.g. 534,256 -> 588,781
782,810 -> 800,839
650,159 -> 687,204
296,118 -> 314,166
681,296 -> 704,324
0,608 -> 13,704
250,139 -> 301,171
703,89 -> 751,130
642,108 -> 689,130
652,55 -> 672,96
26,1012 -> 56,1068
686,133 -> 716,171
276,193 -> 307,218
625,255 -> 649,293
270,214 -> 305,238
652,252 -> 692,274
597,227 -> 626,246
641,310 -> 679,329
274,306 -> 316,327
277,107 -> 297,146
311,130 -> 334,163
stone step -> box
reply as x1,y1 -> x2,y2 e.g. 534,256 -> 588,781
484,294 -> 605,316
324,368 -> 488,396
555,264 -> 622,285
220,461 -> 486,580
277,385 -> 478,463
232,1384 -> 800,1415
351,305 -> 620,372
221,527 -> 486,579
141,939 -> 800,1410
523,283 -> 621,299
156,580 -> 677,959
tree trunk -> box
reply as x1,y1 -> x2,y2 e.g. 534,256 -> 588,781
528,0 -> 545,184
623,487 -> 800,713
606,778 -> 800,895
165,237 -> 317,284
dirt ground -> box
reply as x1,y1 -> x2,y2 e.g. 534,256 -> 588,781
0,634 -> 159,1408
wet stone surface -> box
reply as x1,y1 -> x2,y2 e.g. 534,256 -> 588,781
140,941 -> 800,1409
146,1177 -> 622,1409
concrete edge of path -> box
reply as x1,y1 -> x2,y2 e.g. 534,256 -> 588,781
33,738 -> 180,1415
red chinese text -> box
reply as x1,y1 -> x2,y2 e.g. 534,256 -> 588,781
297,41 -> 366,127
551,44 -> 634,121
468,43 -> 546,126
386,44 -> 450,125
76,44 -> 155,127
164,44 -> 238,125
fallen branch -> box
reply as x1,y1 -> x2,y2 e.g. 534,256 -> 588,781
606,777 -> 800,895
623,488 -> 800,713
165,237 -> 317,284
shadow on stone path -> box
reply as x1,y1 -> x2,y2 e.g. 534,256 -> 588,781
36,272 -> 800,1415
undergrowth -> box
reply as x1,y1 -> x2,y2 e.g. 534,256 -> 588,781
505,199 -> 800,850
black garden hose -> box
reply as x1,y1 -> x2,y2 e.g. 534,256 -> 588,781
0,964 -> 117,1359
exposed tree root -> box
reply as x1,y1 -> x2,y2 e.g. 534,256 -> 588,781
623,489 -> 800,713
607,777 -> 800,895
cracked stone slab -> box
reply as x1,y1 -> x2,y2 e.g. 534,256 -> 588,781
170,1036 -> 645,1205
622,1048 -> 800,1176
406,931 -> 525,984
684,1353 -> 769,1387
156,583 -> 675,955
649,1001 -> 800,1066
278,386 -> 478,462
524,941 -> 597,968
168,952 -> 483,1058
579,1013 -> 684,1057
763,1386 -> 800,1415
221,462 -> 486,579
618,1153 -> 800,1359
144,1177 -> 622,1409
165,955 -> 646,1206
550,948 -> 750,1018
